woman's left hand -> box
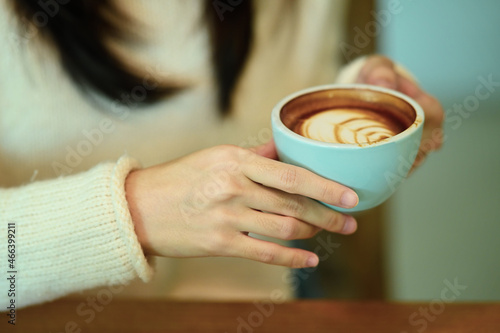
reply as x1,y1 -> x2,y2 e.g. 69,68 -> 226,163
357,55 -> 445,172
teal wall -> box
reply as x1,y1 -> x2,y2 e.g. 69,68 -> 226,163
377,0 -> 500,300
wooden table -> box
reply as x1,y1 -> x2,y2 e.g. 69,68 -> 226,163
3,299 -> 499,332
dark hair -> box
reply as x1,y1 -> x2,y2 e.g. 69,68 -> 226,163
10,0 -> 253,114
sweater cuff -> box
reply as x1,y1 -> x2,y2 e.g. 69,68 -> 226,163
335,55 -> 418,84
335,56 -> 369,84
0,155 -> 153,308
109,155 -> 154,283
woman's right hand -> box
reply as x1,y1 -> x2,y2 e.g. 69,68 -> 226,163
125,141 -> 358,268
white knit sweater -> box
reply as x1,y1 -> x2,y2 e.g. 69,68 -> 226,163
0,0 -> 369,308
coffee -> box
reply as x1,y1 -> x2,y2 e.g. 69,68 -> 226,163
289,108 -> 406,144
272,84 -> 425,212
280,88 -> 416,145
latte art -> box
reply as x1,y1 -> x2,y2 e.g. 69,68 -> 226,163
296,108 -> 402,144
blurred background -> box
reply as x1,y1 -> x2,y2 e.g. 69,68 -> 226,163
379,0 -> 500,301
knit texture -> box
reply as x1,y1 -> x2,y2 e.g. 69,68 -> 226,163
335,55 -> 417,84
0,156 -> 153,308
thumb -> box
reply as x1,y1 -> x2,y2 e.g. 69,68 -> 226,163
248,139 -> 278,160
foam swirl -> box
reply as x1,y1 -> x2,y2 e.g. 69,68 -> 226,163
299,108 -> 399,144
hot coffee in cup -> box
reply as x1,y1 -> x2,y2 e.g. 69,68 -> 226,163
280,87 -> 418,145
271,84 -> 424,212
286,108 -> 407,144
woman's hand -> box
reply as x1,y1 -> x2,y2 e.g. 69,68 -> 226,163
125,142 -> 358,268
357,55 -> 445,171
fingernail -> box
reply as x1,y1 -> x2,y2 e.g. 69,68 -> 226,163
342,216 -> 357,234
372,79 -> 396,90
306,255 -> 319,267
340,191 -> 358,208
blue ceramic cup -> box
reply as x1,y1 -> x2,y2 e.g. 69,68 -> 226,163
271,84 -> 424,212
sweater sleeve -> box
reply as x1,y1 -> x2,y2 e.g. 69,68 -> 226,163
334,55 -> 418,84
0,155 -> 153,309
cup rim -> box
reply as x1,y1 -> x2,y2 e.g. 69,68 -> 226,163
272,83 -> 425,149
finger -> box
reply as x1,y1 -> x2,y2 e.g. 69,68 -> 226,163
357,55 -> 398,89
248,139 -> 278,160
226,233 -> 319,268
408,148 -> 429,175
396,73 -> 423,99
398,76 -> 445,151
241,155 -> 359,209
399,76 -> 444,128
399,76 -> 444,126
243,183 -> 357,234
236,209 -> 321,240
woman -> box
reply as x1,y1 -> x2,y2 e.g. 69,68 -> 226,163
0,0 -> 443,308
